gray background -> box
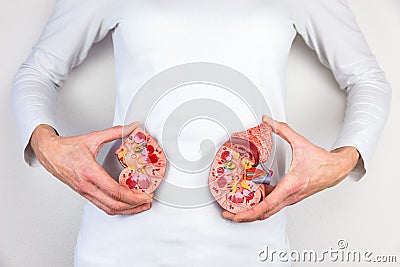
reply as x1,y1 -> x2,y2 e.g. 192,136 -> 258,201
1,0 -> 399,266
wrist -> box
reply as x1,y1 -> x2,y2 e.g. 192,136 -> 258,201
30,124 -> 59,153
331,146 -> 360,176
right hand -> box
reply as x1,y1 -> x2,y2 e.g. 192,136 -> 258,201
30,122 -> 153,216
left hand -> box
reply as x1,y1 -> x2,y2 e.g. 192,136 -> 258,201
222,115 -> 360,222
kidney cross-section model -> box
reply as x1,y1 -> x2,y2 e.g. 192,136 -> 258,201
115,126 -> 167,194
208,122 -> 274,214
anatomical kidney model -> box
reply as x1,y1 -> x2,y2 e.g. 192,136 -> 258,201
208,122 -> 274,214
115,126 -> 167,193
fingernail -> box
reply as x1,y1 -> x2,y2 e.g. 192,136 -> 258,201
128,121 -> 139,127
262,114 -> 271,122
263,115 -> 275,125
123,121 -> 136,127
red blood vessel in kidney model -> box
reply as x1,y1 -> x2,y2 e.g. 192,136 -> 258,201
115,126 -> 166,194
209,122 -> 273,214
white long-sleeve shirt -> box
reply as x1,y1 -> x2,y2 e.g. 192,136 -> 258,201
12,0 -> 391,266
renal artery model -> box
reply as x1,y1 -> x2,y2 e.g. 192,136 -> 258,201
115,126 -> 166,194
208,122 -> 274,214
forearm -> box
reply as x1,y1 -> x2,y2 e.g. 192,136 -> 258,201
332,80 -> 392,180
12,64 -> 60,166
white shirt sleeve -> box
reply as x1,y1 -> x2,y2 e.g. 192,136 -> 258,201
11,0 -> 112,166
290,0 -> 392,180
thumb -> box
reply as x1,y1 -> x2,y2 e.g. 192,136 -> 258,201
92,121 -> 140,146
262,115 -> 303,148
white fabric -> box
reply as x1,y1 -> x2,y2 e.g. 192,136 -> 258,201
12,0 -> 391,266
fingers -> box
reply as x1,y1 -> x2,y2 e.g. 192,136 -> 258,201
87,191 -> 152,216
231,199 -> 272,222
89,162 -> 153,206
262,115 -> 306,147
258,202 -> 286,220
81,181 -> 152,215
72,159 -> 153,215
34,121 -> 154,216
75,158 -> 153,211
222,210 -> 235,220
116,203 -> 152,215
258,190 -> 304,220
227,177 -> 296,222
91,121 -> 140,146
78,121 -> 153,214
262,114 -> 275,128
221,185 -> 269,221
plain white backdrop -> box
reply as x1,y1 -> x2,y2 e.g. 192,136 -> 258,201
1,0 -> 399,266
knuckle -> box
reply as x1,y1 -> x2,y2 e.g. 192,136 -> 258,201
248,208 -> 260,219
111,188 -> 123,201
292,195 -> 303,204
268,199 -> 279,209
286,186 -> 300,197
78,166 -> 92,179
111,125 -> 123,133
109,203 -> 124,212
75,177 -> 93,195
279,122 -> 289,129
285,178 -> 307,195
76,180 -> 89,194
290,183 -> 302,193
297,179 -> 309,191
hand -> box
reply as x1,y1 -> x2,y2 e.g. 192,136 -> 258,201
222,115 -> 360,222
30,122 -> 153,216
